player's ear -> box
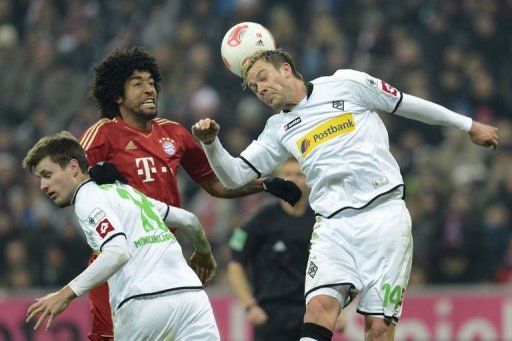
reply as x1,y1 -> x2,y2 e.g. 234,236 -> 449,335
281,63 -> 292,78
115,96 -> 123,104
68,159 -> 80,176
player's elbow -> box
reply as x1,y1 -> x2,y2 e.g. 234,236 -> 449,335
183,213 -> 202,232
115,250 -> 130,267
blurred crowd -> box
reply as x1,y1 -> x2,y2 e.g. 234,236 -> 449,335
0,0 -> 511,291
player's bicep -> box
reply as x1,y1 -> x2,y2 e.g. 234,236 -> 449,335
240,135 -> 290,178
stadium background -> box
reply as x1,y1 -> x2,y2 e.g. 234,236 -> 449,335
0,0 -> 511,340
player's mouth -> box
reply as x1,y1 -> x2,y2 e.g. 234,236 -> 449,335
48,191 -> 57,200
141,98 -> 156,109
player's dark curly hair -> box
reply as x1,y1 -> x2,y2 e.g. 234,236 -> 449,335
90,47 -> 162,119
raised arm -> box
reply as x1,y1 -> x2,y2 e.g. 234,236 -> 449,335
27,236 -> 129,331
396,94 -> 498,149
192,118 -> 257,188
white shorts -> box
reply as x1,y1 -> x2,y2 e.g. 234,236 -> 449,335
113,289 -> 220,340
305,197 -> 413,321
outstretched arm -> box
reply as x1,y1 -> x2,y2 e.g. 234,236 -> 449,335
192,118 -> 303,205
27,236 -> 129,331
199,176 -> 264,198
396,94 -> 498,149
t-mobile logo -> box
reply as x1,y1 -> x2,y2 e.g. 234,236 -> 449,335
135,157 -> 157,182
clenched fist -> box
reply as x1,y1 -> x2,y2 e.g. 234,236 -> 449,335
192,118 -> 220,144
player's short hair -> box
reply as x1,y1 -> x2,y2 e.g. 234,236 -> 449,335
90,46 -> 162,119
22,131 -> 88,175
242,49 -> 303,87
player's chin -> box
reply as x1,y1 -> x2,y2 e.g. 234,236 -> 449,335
140,109 -> 158,119
55,199 -> 71,208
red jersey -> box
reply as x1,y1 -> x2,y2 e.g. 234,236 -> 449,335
79,116 -> 216,339
79,116 -> 216,207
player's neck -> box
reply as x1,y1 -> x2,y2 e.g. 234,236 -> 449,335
282,80 -> 308,111
70,173 -> 91,206
280,198 -> 308,217
120,111 -> 153,130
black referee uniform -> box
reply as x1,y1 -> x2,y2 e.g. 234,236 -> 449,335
229,203 -> 315,340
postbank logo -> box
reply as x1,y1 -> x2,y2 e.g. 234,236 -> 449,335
297,114 -> 355,157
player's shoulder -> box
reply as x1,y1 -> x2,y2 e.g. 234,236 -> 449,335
74,181 -> 105,216
312,69 -> 368,85
154,117 -> 182,128
263,113 -> 287,133
153,117 -> 191,136
79,118 -> 114,148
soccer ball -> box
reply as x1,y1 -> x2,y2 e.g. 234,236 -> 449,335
221,22 -> 276,77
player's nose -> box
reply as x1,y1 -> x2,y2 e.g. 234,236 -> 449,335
257,83 -> 267,96
40,179 -> 49,192
144,83 -> 156,95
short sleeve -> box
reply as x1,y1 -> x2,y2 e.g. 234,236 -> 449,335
334,69 -> 403,114
146,196 -> 170,221
79,120 -> 111,166
176,125 -> 216,182
240,117 -> 291,177
75,195 -> 126,252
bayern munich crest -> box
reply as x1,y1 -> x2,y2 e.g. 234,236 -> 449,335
160,138 -> 176,156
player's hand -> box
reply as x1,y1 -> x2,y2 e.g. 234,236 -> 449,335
26,286 -> 76,331
468,121 -> 498,150
262,177 -> 303,206
192,119 -> 220,145
89,162 -> 127,185
190,251 -> 217,285
246,305 -> 268,326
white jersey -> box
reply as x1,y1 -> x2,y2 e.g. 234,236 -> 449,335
240,69 -> 405,218
73,180 -> 202,310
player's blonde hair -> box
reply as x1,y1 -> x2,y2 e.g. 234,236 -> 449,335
241,49 -> 303,88
22,131 -> 89,175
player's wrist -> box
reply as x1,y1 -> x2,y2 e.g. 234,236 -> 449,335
61,285 -> 78,300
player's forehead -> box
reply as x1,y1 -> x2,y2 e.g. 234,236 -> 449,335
127,70 -> 153,81
246,60 -> 273,82
34,156 -> 59,176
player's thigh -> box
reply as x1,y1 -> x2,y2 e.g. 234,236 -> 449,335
305,216 -> 362,307
355,200 -> 413,320
174,290 -> 220,341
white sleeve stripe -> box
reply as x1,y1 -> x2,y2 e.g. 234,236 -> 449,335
390,92 -> 403,114
100,232 -> 127,252
239,156 -> 261,178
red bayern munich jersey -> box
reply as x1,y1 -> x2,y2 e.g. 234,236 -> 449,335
79,116 -> 216,207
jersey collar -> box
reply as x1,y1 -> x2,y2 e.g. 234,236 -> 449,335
71,179 -> 94,205
115,116 -> 154,135
283,82 -> 313,113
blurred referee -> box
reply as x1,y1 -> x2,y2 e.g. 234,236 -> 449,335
228,158 -> 344,340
